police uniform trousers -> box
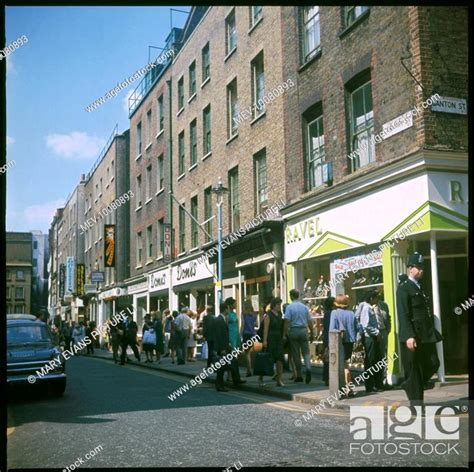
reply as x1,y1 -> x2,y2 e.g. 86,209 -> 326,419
400,342 -> 439,401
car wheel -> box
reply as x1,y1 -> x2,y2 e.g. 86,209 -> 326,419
50,379 -> 66,397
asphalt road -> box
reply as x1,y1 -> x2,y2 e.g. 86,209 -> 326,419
7,356 -> 469,468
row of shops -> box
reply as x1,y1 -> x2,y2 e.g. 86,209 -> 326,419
68,162 -> 468,380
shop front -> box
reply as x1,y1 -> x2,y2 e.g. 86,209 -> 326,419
148,266 -> 170,312
98,286 -> 128,334
170,256 -> 216,313
283,165 -> 468,382
127,278 -> 148,335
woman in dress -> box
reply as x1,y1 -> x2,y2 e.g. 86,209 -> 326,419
261,297 -> 285,387
241,298 -> 258,377
187,310 -> 197,362
153,310 -> 165,363
141,314 -> 155,363
226,297 -> 241,350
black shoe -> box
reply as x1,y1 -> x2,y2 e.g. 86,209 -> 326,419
305,371 -> 312,384
234,380 -> 247,386
216,387 -> 229,392
120,362 -> 125,365
177,361 -> 185,365
424,380 -> 436,390
294,376 -> 304,382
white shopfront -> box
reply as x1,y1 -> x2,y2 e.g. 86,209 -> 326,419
170,256 -> 216,313
148,267 -> 171,312
283,163 -> 468,382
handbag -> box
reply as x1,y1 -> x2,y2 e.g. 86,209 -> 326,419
253,350 -> 274,376
201,341 -> 208,360
142,329 -> 156,345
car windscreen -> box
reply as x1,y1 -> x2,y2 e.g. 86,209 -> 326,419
7,324 -> 52,345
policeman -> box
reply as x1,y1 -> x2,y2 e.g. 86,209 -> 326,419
396,252 -> 440,403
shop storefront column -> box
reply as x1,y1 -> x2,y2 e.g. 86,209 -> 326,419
430,232 -> 446,382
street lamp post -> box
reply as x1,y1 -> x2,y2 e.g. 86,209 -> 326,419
212,177 -> 228,305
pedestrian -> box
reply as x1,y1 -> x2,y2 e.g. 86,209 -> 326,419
202,305 -> 215,368
261,297 -> 285,387
174,307 -> 192,365
225,297 -> 241,350
321,296 -> 335,386
85,321 -> 95,355
168,310 -> 179,363
373,289 -> 392,387
120,312 -> 141,364
282,289 -> 314,384
62,321 -> 72,352
187,310 -> 198,362
162,309 -> 172,357
355,290 -> 385,393
72,322 -> 85,355
212,302 -> 246,392
329,294 -> 359,397
397,252 -> 441,404
152,310 -> 165,363
142,314 -> 155,362
109,317 -> 122,363
241,298 -> 258,377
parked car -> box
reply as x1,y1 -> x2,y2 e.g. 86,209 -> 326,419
7,314 -> 66,397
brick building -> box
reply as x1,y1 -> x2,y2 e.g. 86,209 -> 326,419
278,6 -> 468,379
6,232 -> 33,314
82,127 -> 130,329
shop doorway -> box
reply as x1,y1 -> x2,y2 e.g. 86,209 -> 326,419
437,256 -> 468,374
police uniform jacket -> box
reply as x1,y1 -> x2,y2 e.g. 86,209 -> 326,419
396,279 -> 437,343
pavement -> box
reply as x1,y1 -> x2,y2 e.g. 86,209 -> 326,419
89,348 -> 469,410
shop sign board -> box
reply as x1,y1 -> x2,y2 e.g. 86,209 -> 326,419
59,263 -> 66,298
76,263 -> 85,296
172,257 -> 214,287
431,96 -> 467,115
163,224 -> 172,263
333,252 -> 382,274
65,256 -> 75,294
285,217 -> 323,244
149,268 -> 169,293
382,111 -> 413,139
91,271 -> 105,283
84,283 -> 97,295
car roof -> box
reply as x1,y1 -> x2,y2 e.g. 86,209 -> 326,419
7,314 -> 38,320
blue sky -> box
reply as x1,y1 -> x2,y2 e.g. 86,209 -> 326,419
6,5 -> 190,233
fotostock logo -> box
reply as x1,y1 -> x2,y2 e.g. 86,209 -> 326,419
349,405 -> 462,456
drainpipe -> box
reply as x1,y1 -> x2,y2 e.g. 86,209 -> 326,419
167,79 -> 173,256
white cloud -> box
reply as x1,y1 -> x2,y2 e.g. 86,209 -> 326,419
7,136 -> 15,145
6,54 -> 16,74
8,199 -> 65,233
123,89 -> 134,114
46,131 -> 106,160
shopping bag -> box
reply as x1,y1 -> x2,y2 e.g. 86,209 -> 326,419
253,351 -> 274,376
143,329 -> 156,345
201,341 -> 208,360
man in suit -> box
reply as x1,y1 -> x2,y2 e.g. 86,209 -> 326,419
212,302 -> 246,392
396,252 -> 440,403
120,312 -> 141,364
202,305 -> 215,368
